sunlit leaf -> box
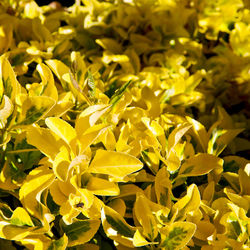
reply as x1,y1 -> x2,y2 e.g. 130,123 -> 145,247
101,206 -> 135,247
134,193 -> 158,240
0,55 -> 21,101
89,150 -> 143,178
0,95 -> 13,129
86,176 -> 120,196
172,184 -> 201,221
10,207 -> 34,227
19,165 -> 55,222
26,125 -> 64,160
178,153 -> 223,177
45,117 -> 77,152
239,164 -> 250,195
155,166 -> 172,208
17,96 -> 55,125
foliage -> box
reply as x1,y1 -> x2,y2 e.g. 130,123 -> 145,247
0,0 -> 249,249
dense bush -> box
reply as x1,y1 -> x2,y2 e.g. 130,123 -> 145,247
0,0 -> 249,249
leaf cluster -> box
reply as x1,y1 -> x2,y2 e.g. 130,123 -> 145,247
0,0 -> 249,249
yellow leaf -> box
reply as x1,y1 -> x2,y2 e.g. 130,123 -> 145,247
141,150 -> 160,175
99,128 -> 116,151
141,86 -> 161,118
117,184 -> 144,199
160,221 -> 196,249
0,95 -> 13,129
23,1 -> 40,18
36,63 -> 58,100
79,124 -> 109,153
27,125 -> 64,160
45,91 -> 74,117
150,120 -> 165,137
82,196 -> 103,219
45,117 -> 77,152
0,160 -> 19,190
178,153 -> 223,177
202,181 -> 215,204
17,96 -> 55,125
167,142 -> 185,172
186,116 -> 208,152
193,221 -> 215,241
116,123 -> 132,153
224,188 -> 249,211
162,123 -> 192,172
0,222 -> 33,241
45,59 -> 70,90
75,104 -> 109,135
239,164 -> 250,195
71,51 -> 87,87
68,185 -> 95,212
108,199 -> 126,217
207,125 -> 244,156
168,123 -> 192,154
101,206 -> 135,248
19,234 -> 54,250
96,38 -> 122,54
223,156 -> 249,169
134,193 -> 158,240
0,22 -> 13,54
89,150 -> 143,178
46,234 -> 68,250
221,172 -> 240,193
53,146 -> 71,181
126,48 -> 140,74
87,176 -> 120,196
60,201 -> 81,225
50,179 -> 75,206
133,229 -> 152,247
19,165 -> 55,222
62,219 -> 100,247
172,184 -> 201,221
155,167 -> 172,208
170,92 -> 203,106
46,59 -> 90,103
10,207 -> 34,227
0,55 -> 21,101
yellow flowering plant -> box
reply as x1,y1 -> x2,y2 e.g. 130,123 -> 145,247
0,0 -> 249,249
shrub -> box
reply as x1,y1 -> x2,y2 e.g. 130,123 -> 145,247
0,0 -> 249,249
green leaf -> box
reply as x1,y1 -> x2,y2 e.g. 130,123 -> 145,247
18,96 -> 55,125
13,138 -> 41,171
63,219 -> 100,247
101,206 -> 135,247
110,80 -> 132,107
87,70 -> 96,98
47,234 -> 68,250
160,222 -> 196,249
